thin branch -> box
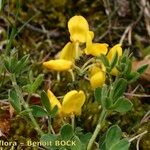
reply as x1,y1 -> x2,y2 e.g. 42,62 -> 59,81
140,110 -> 150,124
3,10 -> 60,38
119,6 -> 144,45
129,130 -> 148,142
124,93 -> 150,98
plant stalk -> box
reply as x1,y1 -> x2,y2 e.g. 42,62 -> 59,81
10,73 -> 44,136
87,109 -> 107,150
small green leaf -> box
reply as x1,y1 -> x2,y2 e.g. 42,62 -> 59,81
31,74 -> 44,92
15,55 -> 29,74
94,87 -> 102,103
20,109 -> 32,116
137,64 -> 148,74
80,133 -> 92,149
111,138 -> 130,150
41,91 -> 51,113
111,78 -> 127,102
29,70 -> 34,84
112,97 -> 133,113
30,105 -> 47,117
104,97 -> 112,109
22,84 -> 32,93
100,54 -> 110,68
50,105 -> 58,118
110,52 -> 118,70
124,60 -> 132,76
106,125 -> 122,149
6,27 -> 16,52
40,134 -> 58,149
100,141 -> 106,150
60,124 -> 74,140
128,72 -> 140,83
75,127 -> 83,136
101,85 -> 109,107
11,52 -> 18,72
95,85 -> 112,109
71,136 -> 82,150
4,57 -> 11,72
9,90 -> 21,112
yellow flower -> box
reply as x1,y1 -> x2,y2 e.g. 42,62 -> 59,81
68,15 -> 89,43
43,59 -> 72,71
47,90 -> 85,117
90,68 -> 106,89
59,42 -> 82,61
85,43 -> 108,56
107,44 -> 122,76
61,90 -> 85,116
90,65 -> 102,77
107,44 -> 122,61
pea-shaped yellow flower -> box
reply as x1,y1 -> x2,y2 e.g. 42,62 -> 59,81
107,44 -> 122,76
68,15 -> 89,43
89,66 -> 106,89
47,90 -> 85,117
43,59 -> 72,71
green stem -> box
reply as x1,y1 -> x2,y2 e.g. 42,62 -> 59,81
81,58 -> 94,70
87,109 -> 107,150
10,74 -> 44,136
71,114 -> 75,130
82,64 -> 95,74
48,116 -> 51,133
108,74 -> 112,85
48,116 -> 55,134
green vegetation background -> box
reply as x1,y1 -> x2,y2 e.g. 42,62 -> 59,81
0,0 -> 149,150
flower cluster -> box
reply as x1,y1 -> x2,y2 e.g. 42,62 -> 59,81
43,15 -> 123,116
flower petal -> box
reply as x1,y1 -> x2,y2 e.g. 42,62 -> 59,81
47,90 -> 62,111
90,70 -> 106,89
111,67 -> 119,76
59,42 -> 76,61
86,31 -> 94,47
61,90 -> 85,116
107,44 -> 122,76
68,15 -> 89,43
85,43 -> 108,56
59,42 -> 82,61
43,59 -> 72,71
107,44 -> 122,62
89,65 -> 102,77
